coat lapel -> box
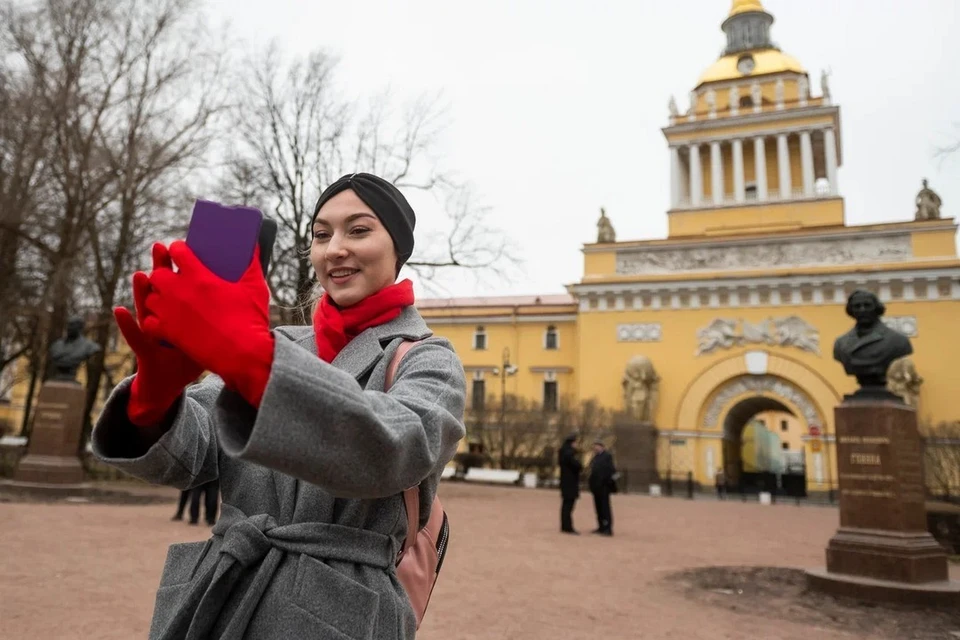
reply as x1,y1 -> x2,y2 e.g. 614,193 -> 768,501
322,306 -> 433,382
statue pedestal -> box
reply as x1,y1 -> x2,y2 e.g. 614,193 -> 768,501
612,416 -> 658,493
12,381 -> 87,485
806,398 -> 960,605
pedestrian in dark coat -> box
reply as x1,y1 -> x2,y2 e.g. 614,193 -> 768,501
93,173 -> 466,639
558,433 -> 582,534
588,440 -> 617,536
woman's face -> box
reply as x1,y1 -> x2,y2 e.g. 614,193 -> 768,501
311,189 -> 398,307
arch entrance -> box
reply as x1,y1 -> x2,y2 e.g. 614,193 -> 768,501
721,396 -> 803,493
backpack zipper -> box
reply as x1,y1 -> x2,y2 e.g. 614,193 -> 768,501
434,513 -> 450,574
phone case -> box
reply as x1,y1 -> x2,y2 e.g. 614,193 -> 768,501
185,200 -> 264,282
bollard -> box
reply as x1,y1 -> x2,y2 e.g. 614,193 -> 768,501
686,471 -> 694,499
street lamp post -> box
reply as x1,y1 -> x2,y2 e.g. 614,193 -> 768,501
495,346 -> 517,469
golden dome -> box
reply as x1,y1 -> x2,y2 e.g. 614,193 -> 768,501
697,48 -> 805,86
729,0 -> 765,17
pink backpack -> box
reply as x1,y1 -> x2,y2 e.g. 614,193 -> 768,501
386,341 -> 450,629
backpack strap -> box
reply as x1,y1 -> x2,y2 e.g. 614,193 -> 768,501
385,339 -> 423,557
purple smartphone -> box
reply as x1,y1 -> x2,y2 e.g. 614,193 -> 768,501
185,200 -> 264,282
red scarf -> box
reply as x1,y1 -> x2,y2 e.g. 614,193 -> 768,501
313,279 -> 415,362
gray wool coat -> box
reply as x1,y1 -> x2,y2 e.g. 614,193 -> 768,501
92,307 -> 466,640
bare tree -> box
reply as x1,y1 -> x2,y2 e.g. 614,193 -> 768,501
921,420 -> 960,501
220,43 -> 516,322
74,0 -> 229,451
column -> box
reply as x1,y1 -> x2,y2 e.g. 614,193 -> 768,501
689,144 -> 702,207
670,146 -> 682,207
710,141 -> 723,205
753,136 -> 768,201
732,139 -> 745,203
824,127 -> 839,195
777,133 -> 791,199
800,130 -> 814,197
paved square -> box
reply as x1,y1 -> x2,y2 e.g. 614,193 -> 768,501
2,483 -> 956,639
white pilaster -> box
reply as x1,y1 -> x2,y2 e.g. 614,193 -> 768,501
812,284 -> 824,304
632,295 -> 644,310
927,280 -> 938,299
689,144 -> 702,207
598,296 -> 608,311
790,286 -> 803,304
615,295 -> 625,310
777,133 -> 791,199
748,287 -> 760,305
651,292 -> 662,310
732,139 -> 745,203
754,137 -> 767,201
824,128 -> 839,195
879,282 -> 892,303
670,146 -> 682,207
670,291 -> 681,309
800,130 -> 815,197
952,279 -> 960,299
708,290 -> 720,308
832,283 -> 846,304
903,280 -> 916,301
770,289 -> 782,306
729,290 -> 741,306
710,142 -> 723,205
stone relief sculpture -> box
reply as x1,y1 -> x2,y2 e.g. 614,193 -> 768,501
729,85 -> 740,115
886,356 -> 923,408
668,95 -> 678,117
915,179 -> 942,221
750,82 -> 762,111
615,234 -> 913,275
696,319 -> 739,355
773,316 -> 821,354
774,78 -> 785,108
622,355 -> 660,423
702,375 -> 820,428
696,316 -> 820,356
596,207 -> 616,243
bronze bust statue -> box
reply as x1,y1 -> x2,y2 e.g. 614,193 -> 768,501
48,316 -> 102,383
833,290 -> 912,401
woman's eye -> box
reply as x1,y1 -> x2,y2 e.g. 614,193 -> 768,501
349,227 -> 370,236
312,230 -> 330,241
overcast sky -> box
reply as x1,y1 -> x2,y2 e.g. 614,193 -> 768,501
205,0 -> 960,298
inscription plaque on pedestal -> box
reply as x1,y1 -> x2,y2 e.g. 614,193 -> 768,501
13,381 -> 87,485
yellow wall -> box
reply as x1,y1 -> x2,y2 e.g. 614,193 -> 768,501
754,410 -> 804,451
667,198 -> 844,236
912,228 -> 958,258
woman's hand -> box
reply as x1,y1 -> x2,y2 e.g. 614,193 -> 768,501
142,240 -> 274,407
116,243 -> 204,427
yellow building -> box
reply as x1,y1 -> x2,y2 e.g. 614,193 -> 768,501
420,0 -> 960,494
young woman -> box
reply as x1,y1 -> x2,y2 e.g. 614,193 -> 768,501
93,173 -> 466,640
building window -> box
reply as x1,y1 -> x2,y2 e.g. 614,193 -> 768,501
780,420 -> 788,432
781,442 -> 789,450
473,326 -> 486,350
471,379 -> 486,412
739,95 -> 753,108
544,325 -> 558,350
543,380 -> 558,412
745,183 -> 757,200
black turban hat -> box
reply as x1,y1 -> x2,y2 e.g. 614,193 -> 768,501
312,173 -> 416,273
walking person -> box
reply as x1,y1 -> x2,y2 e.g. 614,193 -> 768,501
588,439 -> 617,536
715,468 -> 727,500
92,172 -> 466,639
558,433 -> 582,534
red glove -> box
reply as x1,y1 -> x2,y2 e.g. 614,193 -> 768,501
142,240 -> 274,408
117,244 -> 204,427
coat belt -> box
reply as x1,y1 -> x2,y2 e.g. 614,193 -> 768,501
157,503 -> 396,640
